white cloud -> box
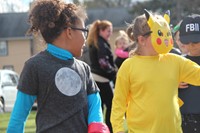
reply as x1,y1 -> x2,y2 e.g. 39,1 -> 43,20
0,0 -> 75,13
0,0 -> 30,13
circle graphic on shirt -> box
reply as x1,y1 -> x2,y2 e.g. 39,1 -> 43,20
55,67 -> 82,96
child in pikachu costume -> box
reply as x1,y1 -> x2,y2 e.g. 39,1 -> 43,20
145,10 -> 183,106
111,9 -> 200,133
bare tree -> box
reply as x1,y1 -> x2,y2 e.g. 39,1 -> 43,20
129,0 -> 200,25
83,0 -> 132,8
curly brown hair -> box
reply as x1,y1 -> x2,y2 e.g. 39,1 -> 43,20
27,0 -> 87,43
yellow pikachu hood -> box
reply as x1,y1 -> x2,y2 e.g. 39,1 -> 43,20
144,9 -> 173,54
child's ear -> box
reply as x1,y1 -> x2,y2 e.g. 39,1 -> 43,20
64,28 -> 73,39
138,36 -> 145,45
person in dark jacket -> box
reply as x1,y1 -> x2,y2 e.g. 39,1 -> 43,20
86,20 -> 116,133
178,14 -> 200,133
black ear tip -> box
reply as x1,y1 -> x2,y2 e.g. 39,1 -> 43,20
144,9 -> 150,20
144,9 -> 148,13
165,10 -> 170,15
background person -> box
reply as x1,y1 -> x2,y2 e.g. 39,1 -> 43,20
173,21 -> 189,89
114,30 -> 131,69
87,20 -> 116,133
178,14 -> 200,133
173,21 -> 189,55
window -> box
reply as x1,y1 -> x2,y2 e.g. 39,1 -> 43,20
2,73 -> 18,86
0,41 -> 8,56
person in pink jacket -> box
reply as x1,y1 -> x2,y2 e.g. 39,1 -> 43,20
114,30 -> 131,68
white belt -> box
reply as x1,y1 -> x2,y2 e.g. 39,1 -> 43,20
92,73 -> 109,83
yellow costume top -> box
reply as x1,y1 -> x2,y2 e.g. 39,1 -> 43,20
111,53 -> 200,133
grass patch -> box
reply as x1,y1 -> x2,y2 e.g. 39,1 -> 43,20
0,110 -> 128,132
103,105 -> 128,132
0,111 -> 36,133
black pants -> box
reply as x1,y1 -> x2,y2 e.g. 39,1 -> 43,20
96,81 -> 113,133
182,114 -> 200,133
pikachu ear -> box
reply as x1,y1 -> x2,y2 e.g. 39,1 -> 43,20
144,9 -> 154,28
144,9 -> 150,20
164,10 -> 170,24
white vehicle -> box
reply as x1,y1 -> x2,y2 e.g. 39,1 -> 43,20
0,69 -> 19,113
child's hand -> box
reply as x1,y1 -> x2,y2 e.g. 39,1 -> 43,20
178,82 -> 188,88
88,122 -> 110,133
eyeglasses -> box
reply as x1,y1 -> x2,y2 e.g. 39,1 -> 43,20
64,26 -> 88,38
142,31 -> 152,36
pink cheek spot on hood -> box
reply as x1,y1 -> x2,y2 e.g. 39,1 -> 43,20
157,38 -> 162,45
164,39 -> 169,47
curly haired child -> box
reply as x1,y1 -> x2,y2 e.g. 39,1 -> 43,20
7,0 -> 109,133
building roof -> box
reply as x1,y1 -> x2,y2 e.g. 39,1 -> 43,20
0,8 -> 133,39
0,12 -> 29,39
86,8 -> 133,27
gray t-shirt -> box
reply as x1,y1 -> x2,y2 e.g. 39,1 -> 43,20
18,51 -> 99,133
